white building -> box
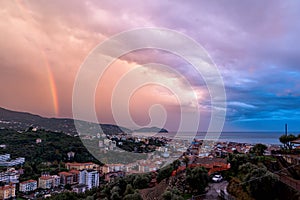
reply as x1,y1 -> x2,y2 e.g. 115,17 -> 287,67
19,180 -> 37,192
38,175 -> 60,189
79,170 -> 99,190
0,154 -> 10,162
0,154 -> 25,167
51,175 -> 60,188
36,138 -> 42,144
0,170 -> 20,184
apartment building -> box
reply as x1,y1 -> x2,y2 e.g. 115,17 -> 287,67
0,184 -> 16,200
19,179 -> 37,192
79,170 -> 99,190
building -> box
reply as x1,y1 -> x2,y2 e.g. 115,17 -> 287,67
106,164 -> 126,172
38,175 -> 53,189
52,175 -> 60,188
0,184 -> 16,200
0,154 -> 10,162
0,169 -> 20,184
69,170 -> 80,183
100,165 -> 109,174
79,170 -> 99,190
19,180 -> 37,192
36,138 -> 42,144
0,154 -> 25,167
72,184 -> 87,193
65,162 -> 100,171
104,171 -> 125,182
58,172 -> 74,185
38,174 -> 60,189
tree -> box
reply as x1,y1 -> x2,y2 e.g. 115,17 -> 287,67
23,162 -> 33,177
162,188 -> 184,200
124,184 -> 135,196
48,192 -> 78,200
123,192 -> 143,200
238,162 -> 258,176
251,144 -> 267,156
227,154 -> 249,173
110,192 -> 121,200
279,134 -> 296,150
114,178 -> 127,195
133,174 -> 150,189
172,160 -> 181,177
245,167 -> 279,200
64,184 -> 72,190
157,165 -> 173,183
186,166 -> 209,194
182,156 -> 190,168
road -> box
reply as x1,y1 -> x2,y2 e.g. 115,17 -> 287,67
203,181 -> 228,200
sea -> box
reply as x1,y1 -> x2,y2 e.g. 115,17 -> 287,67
132,132 -> 288,145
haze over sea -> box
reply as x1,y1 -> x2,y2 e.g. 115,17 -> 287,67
133,132 -> 292,145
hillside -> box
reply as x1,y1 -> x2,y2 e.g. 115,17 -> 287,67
0,128 -> 100,164
0,107 -> 131,135
135,127 -> 168,133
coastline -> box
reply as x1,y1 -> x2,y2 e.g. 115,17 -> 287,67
131,131 -> 284,145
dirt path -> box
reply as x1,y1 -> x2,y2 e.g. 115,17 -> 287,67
139,179 -> 169,200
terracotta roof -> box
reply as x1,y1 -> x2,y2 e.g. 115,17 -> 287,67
0,185 -> 15,190
39,176 -> 53,180
66,162 -> 95,166
59,171 -> 73,176
193,157 -> 227,165
20,179 -> 37,184
69,170 -> 80,174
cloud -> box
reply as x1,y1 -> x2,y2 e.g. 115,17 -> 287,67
1,0 -> 300,131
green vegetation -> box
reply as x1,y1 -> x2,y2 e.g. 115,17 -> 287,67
226,140 -> 300,200
182,156 -> 189,168
279,134 -> 298,150
162,188 -> 184,200
112,137 -> 166,153
185,167 -> 209,194
157,165 -> 174,183
250,143 -> 267,156
46,188 -> 97,200
0,129 -> 100,164
97,173 -> 151,199
228,162 -> 279,200
0,128 -> 101,180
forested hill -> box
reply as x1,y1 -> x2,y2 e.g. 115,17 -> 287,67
0,128 -> 101,164
0,107 -> 131,136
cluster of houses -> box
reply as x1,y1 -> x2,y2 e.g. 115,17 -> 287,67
0,162 -> 101,200
0,167 -> 23,199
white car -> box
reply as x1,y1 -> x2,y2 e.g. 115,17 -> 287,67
212,174 -> 223,182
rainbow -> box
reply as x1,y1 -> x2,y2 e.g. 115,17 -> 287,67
41,50 -> 59,116
15,0 -> 59,116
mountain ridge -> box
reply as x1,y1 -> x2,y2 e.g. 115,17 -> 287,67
0,107 -> 131,135
0,107 -> 167,135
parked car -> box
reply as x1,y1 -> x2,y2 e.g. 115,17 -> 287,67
212,174 -> 223,182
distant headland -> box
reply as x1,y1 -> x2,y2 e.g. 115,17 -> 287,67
134,126 -> 168,133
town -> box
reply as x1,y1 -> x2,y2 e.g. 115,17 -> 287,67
2,126 -> 299,200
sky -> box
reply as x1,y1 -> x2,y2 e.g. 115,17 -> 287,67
1,0 -> 300,132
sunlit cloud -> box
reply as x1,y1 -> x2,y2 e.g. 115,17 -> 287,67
1,0 -> 300,131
